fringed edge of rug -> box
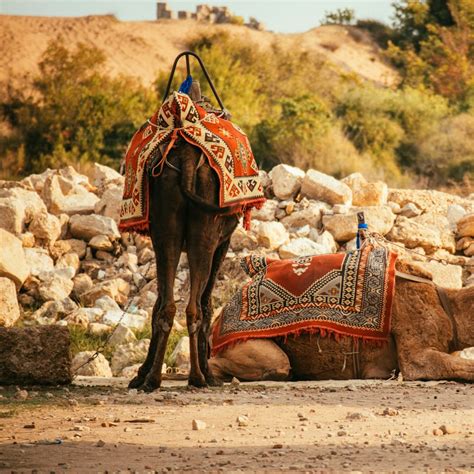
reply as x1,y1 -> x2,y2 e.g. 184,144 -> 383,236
211,322 -> 388,357
118,221 -> 150,235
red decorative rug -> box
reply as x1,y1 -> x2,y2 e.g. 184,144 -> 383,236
211,245 -> 398,355
119,91 -> 265,233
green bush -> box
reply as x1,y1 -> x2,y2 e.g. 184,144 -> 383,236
1,38 -> 155,174
416,113 -> 474,183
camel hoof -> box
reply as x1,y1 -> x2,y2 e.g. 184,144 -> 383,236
128,375 -> 145,389
188,375 -> 207,388
140,375 -> 161,393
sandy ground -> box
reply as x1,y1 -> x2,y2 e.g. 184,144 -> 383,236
0,378 -> 473,472
0,15 -> 397,89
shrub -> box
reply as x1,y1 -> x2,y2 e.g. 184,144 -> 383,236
416,113 -> 474,183
0,38 -> 155,174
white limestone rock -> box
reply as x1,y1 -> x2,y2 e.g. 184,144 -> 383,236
457,213 -> 474,238
251,200 -> 278,222
280,201 -> 328,229
94,184 -> 123,223
69,214 -> 120,241
109,324 -> 137,347
0,277 -> 21,327
269,164 -> 305,200
279,238 -> 328,259
230,226 -> 258,251
37,270 -> 74,302
72,351 -> 113,377
42,174 -> 100,216
323,206 -> 395,242
24,248 -> 55,276
28,211 -> 61,245
111,339 -> 150,376
300,169 -> 352,206
447,204 -> 466,231
255,221 -> 290,250
168,336 -> 190,369
0,229 -> 30,288
386,216 -> 442,252
91,163 -> 123,188
342,173 -> 388,207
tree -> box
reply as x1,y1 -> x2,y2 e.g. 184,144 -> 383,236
322,8 -> 356,26
1,39 -> 155,173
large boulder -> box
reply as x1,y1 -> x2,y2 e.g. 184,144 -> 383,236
255,221 -> 289,250
323,206 -> 395,242
0,326 -> 72,385
0,229 -> 29,288
0,277 -> 21,327
71,351 -> 113,377
42,174 -> 100,216
69,214 -> 120,241
300,169 -> 352,206
269,164 -> 305,200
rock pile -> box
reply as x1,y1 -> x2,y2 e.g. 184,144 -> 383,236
0,162 -> 473,377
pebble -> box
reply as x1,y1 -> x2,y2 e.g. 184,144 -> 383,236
192,419 -> 207,431
236,415 -> 249,427
14,389 -> 28,401
439,425 -> 456,435
95,439 -> 106,447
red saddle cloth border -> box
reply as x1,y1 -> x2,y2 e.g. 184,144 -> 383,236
211,247 -> 398,356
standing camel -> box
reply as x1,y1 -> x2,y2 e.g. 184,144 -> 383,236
128,138 -> 240,391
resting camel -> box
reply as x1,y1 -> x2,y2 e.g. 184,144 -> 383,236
209,262 -> 474,382
128,138 -> 239,391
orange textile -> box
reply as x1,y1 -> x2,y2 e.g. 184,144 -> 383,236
119,91 -> 265,233
211,245 -> 398,355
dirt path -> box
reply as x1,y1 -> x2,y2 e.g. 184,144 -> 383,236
0,378 -> 473,472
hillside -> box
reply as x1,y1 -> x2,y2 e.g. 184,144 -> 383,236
0,14 -> 397,88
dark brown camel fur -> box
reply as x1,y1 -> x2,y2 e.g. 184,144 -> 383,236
209,270 -> 474,382
129,138 -> 238,391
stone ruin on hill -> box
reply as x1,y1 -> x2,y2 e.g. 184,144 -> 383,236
156,2 -> 265,30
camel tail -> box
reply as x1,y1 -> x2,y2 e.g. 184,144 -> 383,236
180,154 -> 222,213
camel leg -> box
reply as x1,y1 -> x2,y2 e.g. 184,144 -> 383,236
199,239 -> 230,386
128,295 -> 161,388
397,347 -> 474,381
185,244 -> 214,388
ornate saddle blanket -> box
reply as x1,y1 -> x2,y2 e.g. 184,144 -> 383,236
211,245 -> 397,355
119,91 -> 265,233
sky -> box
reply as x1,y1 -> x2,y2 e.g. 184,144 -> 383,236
0,0 -> 395,33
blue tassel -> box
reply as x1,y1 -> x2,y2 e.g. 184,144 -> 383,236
356,223 -> 368,250
178,75 -> 193,94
